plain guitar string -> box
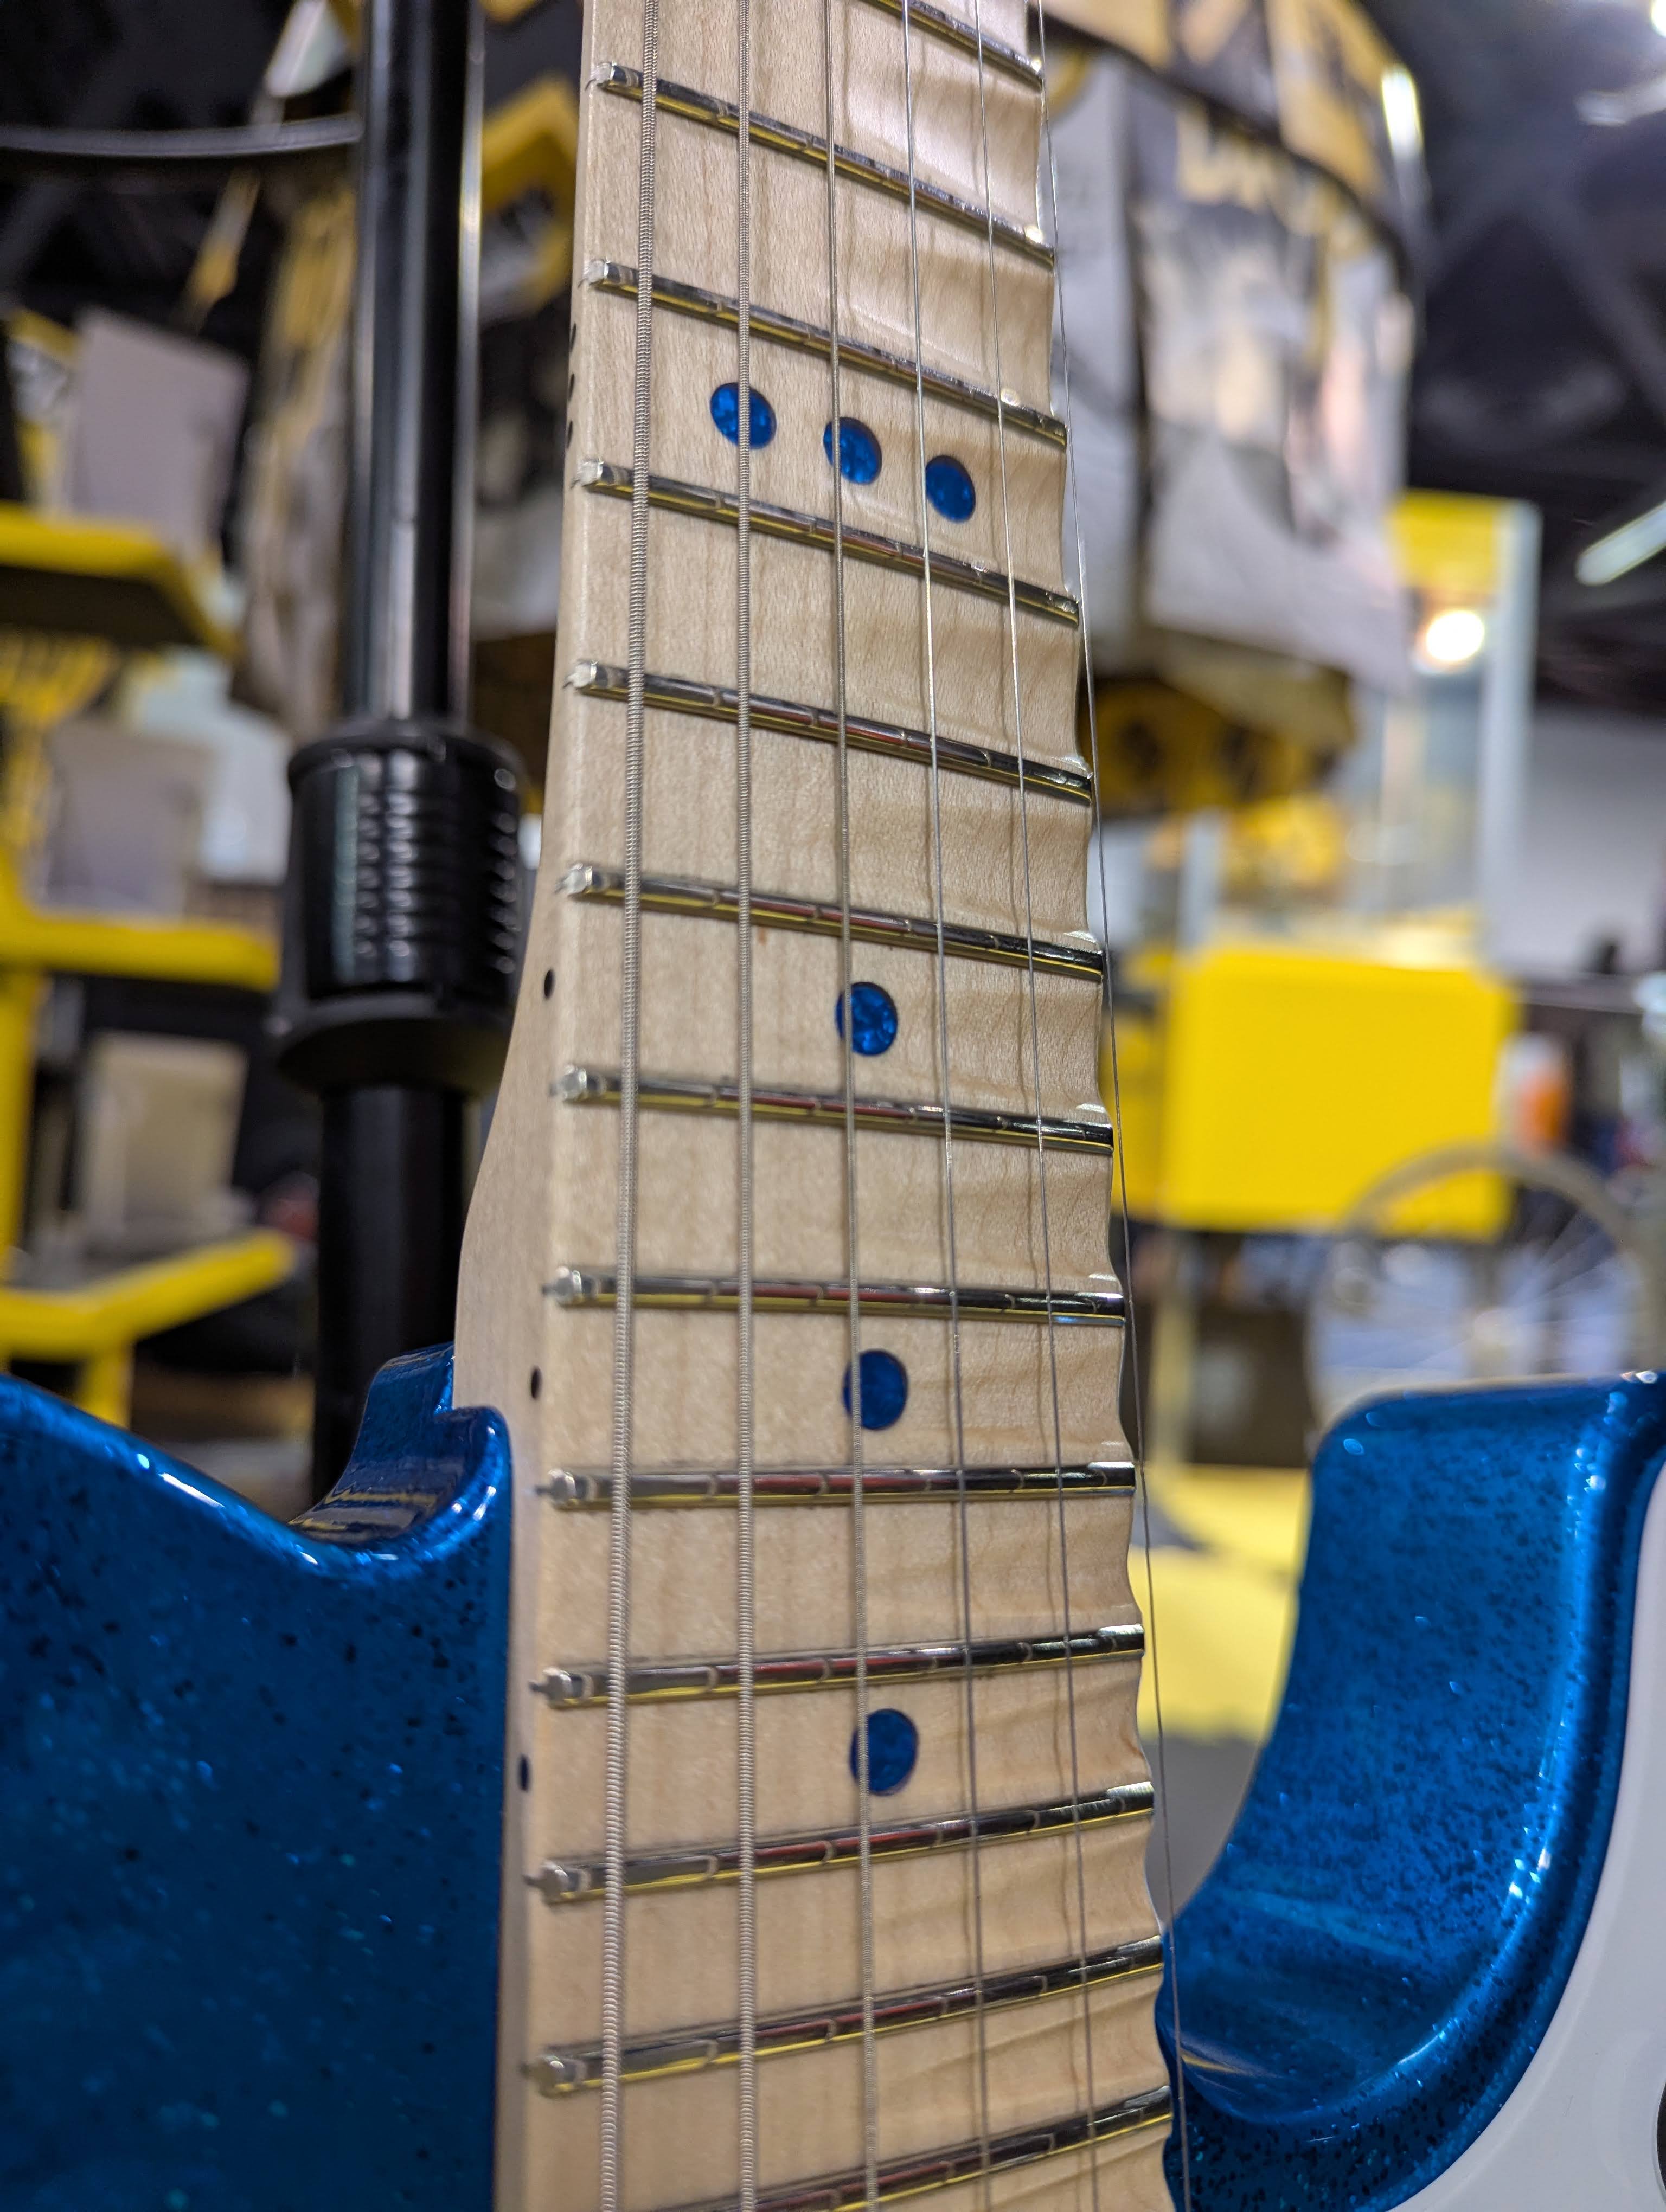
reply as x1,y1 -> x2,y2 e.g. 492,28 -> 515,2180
815,0 -> 882,2195
602,0 -> 665,2194
1034,15 -> 1195,2207
894,0 -> 994,2196
960,7 -> 1103,2205
732,0 -> 760,2196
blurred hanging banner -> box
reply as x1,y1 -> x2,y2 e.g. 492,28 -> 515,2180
1132,86 -> 1411,697
1049,0 -> 1422,819
1048,0 -> 1417,243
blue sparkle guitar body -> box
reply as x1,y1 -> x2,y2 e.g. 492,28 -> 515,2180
6,1359 -> 1666,2207
1168,1374 -> 1666,2208
0,1348 -> 508,2212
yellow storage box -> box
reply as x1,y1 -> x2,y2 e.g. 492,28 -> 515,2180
1108,940 -> 1515,1232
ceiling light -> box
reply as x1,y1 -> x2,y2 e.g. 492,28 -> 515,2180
1381,66 -> 1424,161
1654,0 -> 1666,35
1577,495 -> 1666,587
1420,607 -> 1487,668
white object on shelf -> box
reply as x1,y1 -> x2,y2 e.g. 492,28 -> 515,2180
66,311 -> 248,563
43,722 -> 211,916
75,1033 -> 251,1260
124,651 -> 291,885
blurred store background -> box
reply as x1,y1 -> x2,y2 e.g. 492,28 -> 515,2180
7,0 -> 1666,1899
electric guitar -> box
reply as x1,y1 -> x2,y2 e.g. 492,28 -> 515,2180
6,0 -> 1666,2205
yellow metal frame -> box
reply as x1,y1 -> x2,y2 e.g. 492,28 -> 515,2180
0,518 -> 291,1430
0,1232 -> 295,1427
480,76 -> 580,313
0,505 -> 240,659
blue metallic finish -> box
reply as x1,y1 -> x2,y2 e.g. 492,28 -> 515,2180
852,1707 -> 920,1794
843,1347 -> 909,1431
823,416 -> 882,484
710,380 -> 777,448
1164,1376 -> 1666,2209
924,453 -> 976,523
0,1344 -> 511,2212
836,980 -> 899,1057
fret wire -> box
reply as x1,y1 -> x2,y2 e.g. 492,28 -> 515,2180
580,262 -> 1066,445
559,862 -> 1107,980
533,1622 -> 1145,1706
530,1781 -> 1156,1900
894,0 -> 994,2191
566,659 -> 1094,801
575,458 -> 1081,624
732,0 -> 760,2194
591,65 -> 1053,264
540,1459 -> 1137,1507
968,0 -> 1100,2200
554,1066 -> 1116,1154
545,1269 -> 1126,1322
658,2092 -> 1174,2212
603,0 -> 667,2188
529,1936 -> 1165,2092
1035,7 -> 1191,2203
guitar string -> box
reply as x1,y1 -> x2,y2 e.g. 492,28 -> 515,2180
601,0 -> 665,2192
733,0 -> 760,2196
961,14 -> 1100,2208
1033,24 -> 1194,2203
894,0 -> 991,2194
817,0 -> 881,2195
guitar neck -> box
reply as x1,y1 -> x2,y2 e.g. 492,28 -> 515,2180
454,0 -> 1169,2196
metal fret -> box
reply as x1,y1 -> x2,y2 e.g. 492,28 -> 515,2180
567,658 -> 1091,800
555,1066 -> 1113,1152
591,66 -> 1052,264
581,266 -> 1064,446
559,863 -> 1106,980
546,1268 -> 1126,1322
529,1935 -> 1164,2092
540,1458 -> 1136,1506
848,0 -> 1041,85
575,461 -> 1080,626
534,1621 -> 1143,1707
530,1780 -> 1154,1901
660,2092 -> 1174,2212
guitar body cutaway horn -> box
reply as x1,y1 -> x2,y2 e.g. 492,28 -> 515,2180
7,1362 -> 1666,2204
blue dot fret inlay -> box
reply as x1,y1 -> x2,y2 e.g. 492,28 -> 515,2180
710,382 -> 777,447
835,981 -> 898,1057
924,454 -> 976,522
843,1348 -> 908,1431
851,1707 -> 919,1795
824,416 -> 882,484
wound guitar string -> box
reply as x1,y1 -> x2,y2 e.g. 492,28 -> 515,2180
601,0 -> 665,2195
732,0 -> 760,2196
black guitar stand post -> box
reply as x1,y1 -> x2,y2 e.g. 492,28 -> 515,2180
272,0 -> 524,1496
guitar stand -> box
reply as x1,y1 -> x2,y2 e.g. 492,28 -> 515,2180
269,0 -> 523,1495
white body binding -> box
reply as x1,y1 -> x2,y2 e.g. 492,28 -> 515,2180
1398,1469 -> 1666,2208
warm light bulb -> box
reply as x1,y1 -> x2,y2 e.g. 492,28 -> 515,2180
1420,607 -> 1487,669
1653,0 -> 1666,37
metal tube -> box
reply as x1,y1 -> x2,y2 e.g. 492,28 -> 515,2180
343,0 -> 478,723
278,0 -> 516,1498
313,1086 -> 465,1488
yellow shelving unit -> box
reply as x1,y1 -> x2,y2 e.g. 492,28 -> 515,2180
0,506 -> 292,1427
